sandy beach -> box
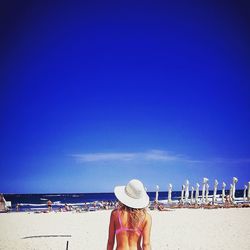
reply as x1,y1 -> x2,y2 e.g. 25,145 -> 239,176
0,208 -> 249,250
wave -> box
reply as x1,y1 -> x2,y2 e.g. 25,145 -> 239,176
19,203 -> 47,207
44,194 -> 62,197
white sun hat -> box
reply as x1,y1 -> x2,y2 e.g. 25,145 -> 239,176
114,179 -> 150,209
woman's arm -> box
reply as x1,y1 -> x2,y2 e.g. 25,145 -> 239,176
107,210 -> 116,250
142,212 -> 152,250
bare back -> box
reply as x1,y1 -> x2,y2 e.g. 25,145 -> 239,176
107,209 -> 152,250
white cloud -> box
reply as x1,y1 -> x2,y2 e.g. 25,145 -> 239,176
70,150 -> 250,167
143,150 -> 180,161
70,150 -> 196,163
72,152 -> 136,162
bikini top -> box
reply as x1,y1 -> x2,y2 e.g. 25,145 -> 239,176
115,209 -> 144,236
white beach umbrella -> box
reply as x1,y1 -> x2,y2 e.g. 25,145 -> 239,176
213,179 -> 219,204
181,184 -> 185,203
205,183 -> 209,203
191,186 -> 194,204
248,182 -> 250,201
155,185 -> 160,202
168,184 -> 172,203
185,180 -> 189,203
202,178 -> 209,203
195,183 -> 200,204
232,177 -> 238,200
229,184 -> 233,202
222,182 -> 226,203
243,185 -> 247,202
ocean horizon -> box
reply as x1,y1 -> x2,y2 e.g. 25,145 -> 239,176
3,189 -> 245,212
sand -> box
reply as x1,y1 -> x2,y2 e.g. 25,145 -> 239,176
0,208 -> 250,250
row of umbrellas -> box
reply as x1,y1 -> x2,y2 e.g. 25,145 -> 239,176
155,177 -> 250,204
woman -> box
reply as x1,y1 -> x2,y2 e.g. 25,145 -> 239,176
107,179 -> 152,250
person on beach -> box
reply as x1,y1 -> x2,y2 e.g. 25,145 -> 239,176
64,203 -> 70,211
47,200 -> 52,212
107,179 -> 152,250
155,202 -> 171,211
0,193 -> 8,212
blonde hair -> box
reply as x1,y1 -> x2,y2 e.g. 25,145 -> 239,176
118,202 -> 146,228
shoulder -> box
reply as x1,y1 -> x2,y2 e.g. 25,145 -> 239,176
111,209 -> 119,218
146,211 -> 152,218
144,211 -> 152,224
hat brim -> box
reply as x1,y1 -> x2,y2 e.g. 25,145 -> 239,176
114,185 -> 150,209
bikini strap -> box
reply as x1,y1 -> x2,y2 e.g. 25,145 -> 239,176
116,209 -> 143,236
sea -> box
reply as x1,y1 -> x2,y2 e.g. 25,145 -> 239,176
3,189 -> 244,212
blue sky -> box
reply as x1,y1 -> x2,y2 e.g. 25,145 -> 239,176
1,1 -> 250,193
